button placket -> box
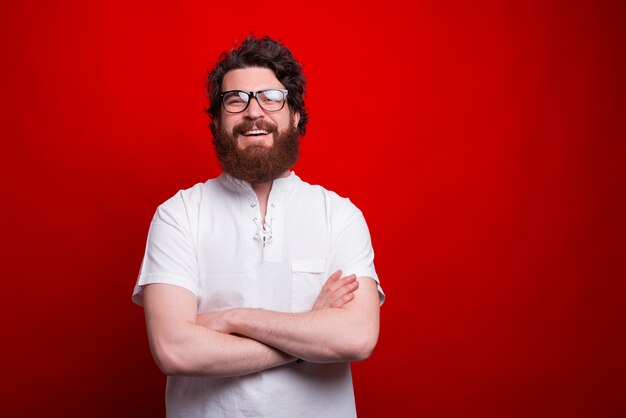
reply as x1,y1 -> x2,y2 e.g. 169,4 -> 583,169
248,192 -> 263,245
262,196 -> 283,263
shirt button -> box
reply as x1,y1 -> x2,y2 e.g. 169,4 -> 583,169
250,203 -> 256,207
271,203 -> 276,207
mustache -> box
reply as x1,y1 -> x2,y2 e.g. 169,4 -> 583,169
233,119 -> 278,136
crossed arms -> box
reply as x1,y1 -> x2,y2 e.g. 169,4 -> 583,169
143,271 -> 380,378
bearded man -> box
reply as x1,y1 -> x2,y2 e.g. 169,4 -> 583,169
132,36 -> 384,418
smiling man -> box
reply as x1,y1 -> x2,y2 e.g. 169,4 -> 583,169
132,36 -> 384,418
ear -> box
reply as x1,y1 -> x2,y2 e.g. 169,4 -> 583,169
292,111 -> 300,129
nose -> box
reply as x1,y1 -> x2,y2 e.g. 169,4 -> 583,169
242,96 -> 264,119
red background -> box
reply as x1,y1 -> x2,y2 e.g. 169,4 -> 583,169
2,1 -> 625,417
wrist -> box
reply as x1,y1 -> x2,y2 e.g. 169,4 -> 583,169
227,307 -> 253,335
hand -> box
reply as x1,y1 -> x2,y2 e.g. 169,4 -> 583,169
312,270 -> 359,311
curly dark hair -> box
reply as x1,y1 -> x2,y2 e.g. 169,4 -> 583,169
206,35 -> 308,138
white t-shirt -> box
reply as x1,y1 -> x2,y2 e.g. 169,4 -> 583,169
133,172 -> 384,418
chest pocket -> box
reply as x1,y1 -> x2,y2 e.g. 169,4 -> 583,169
291,259 -> 326,313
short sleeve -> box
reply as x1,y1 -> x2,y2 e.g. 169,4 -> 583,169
327,200 -> 385,305
132,192 -> 200,306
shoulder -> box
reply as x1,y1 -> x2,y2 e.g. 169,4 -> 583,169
155,177 -> 222,222
294,176 -> 363,220
159,177 -> 220,209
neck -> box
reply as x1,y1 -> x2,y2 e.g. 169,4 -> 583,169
251,170 -> 290,221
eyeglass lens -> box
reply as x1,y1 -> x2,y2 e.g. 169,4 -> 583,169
222,90 -> 286,113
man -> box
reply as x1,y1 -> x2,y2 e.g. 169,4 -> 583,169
132,36 -> 384,417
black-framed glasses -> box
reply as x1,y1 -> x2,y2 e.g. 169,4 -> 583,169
220,89 -> 289,113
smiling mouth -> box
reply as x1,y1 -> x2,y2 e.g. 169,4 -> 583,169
242,129 -> 270,136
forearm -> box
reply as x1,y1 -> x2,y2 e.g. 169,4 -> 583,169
228,309 -> 373,362
221,278 -> 380,363
149,321 -> 295,377
143,283 -> 295,378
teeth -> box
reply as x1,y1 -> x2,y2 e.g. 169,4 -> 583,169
243,130 -> 269,136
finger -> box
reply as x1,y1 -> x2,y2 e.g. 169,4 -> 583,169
341,274 -> 357,284
320,270 -> 344,294
331,291 -> 355,308
333,274 -> 357,292
312,271 -> 349,311
330,279 -> 359,307
325,269 -> 342,285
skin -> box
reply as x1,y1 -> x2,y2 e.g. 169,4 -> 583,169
142,66 -> 380,376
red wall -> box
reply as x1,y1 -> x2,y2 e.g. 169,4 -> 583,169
2,1 -> 625,417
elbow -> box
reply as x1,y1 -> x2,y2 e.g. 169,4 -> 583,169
343,328 -> 379,362
149,338 -> 189,376
153,352 -> 180,376
351,335 -> 378,362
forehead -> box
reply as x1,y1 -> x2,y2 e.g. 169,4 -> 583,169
222,67 -> 284,91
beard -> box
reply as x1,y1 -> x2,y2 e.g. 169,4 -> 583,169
212,116 -> 300,184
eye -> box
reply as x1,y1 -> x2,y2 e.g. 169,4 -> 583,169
224,92 -> 249,106
261,90 -> 284,102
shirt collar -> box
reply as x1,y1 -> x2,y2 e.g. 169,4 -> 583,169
217,171 -> 300,194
